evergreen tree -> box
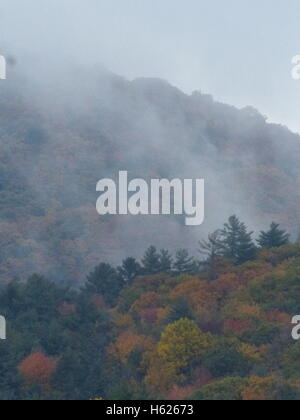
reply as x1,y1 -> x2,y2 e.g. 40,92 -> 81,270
198,230 -> 223,281
159,249 -> 173,273
173,249 -> 197,274
118,257 -> 141,284
141,246 -> 162,275
257,222 -> 290,249
85,263 -> 122,306
220,215 -> 242,261
220,215 -> 256,265
236,224 -> 257,265
167,298 -> 194,323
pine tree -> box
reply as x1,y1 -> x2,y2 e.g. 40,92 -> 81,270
236,224 -> 257,265
159,249 -> 173,273
85,263 -> 122,306
257,223 -> 290,249
198,230 -> 223,281
118,257 -> 141,284
141,246 -> 162,275
220,215 -> 242,261
220,215 -> 256,265
173,249 -> 197,274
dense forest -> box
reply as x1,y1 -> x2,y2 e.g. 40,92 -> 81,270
1,67 -> 300,284
2,65 -> 300,400
1,216 -> 300,401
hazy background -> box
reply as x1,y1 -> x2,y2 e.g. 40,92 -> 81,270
1,1 -> 300,283
1,0 -> 300,132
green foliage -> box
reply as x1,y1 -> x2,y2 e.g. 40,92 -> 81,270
203,341 -> 252,378
118,258 -> 141,284
173,249 -> 197,275
241,323 -> 280,346
258,223 -> 290,249
141,246 -> 162,275
198,231 -> 223,280
220,215 -> 257,265
1,238 -> 300,400
85,263 -> 122,306
191,377 -> 246,401
159,249 -> 173,273
249,261 -> 300,313
283,342 -> 300,379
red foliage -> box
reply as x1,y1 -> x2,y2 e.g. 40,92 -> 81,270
140,308 -> 159,324
224,318 -> 253,334
167,385 -> 195,401
131,292 -> 161,313
18,352 -> 57,385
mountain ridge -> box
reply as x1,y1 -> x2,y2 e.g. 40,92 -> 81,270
0,66 -> 300,284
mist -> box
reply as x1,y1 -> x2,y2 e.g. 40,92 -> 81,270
2,0 -> 300,128
1,1 -> 300,284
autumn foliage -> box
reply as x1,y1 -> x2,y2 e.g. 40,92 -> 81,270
2,240 -> 300,400
18,352 -> 57,386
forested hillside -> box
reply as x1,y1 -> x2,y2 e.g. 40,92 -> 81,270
1,66 -> 300,284
1,217 -> 300,400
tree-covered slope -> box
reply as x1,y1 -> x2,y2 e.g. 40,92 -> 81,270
1,238 -> 300,400
1,67 -> 300,283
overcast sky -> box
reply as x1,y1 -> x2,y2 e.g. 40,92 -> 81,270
1,0 -> 300,132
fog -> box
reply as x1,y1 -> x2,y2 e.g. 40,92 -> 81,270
1,1 -> 300,283
1,0 -> 300,131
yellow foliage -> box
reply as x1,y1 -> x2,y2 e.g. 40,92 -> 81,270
239,344 -> 261,363
145,318 -> 214,395
237,304 -> 261,319
242,376 -> 275,401
157,319 -> 213,367
113,313 -> 134,330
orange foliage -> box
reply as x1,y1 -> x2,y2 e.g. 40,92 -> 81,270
263,309 -> 290,324
19,352 -> 57,385
139,307 -> 169,325
171,278 -> 216,316
130,292 -> 161,316
110,332 -> 154,363
242,376 -> 275,401
237,262 -> 272,284
212,273 -> 240,296
167,385 -> 195,401
237,304 -> 261,319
